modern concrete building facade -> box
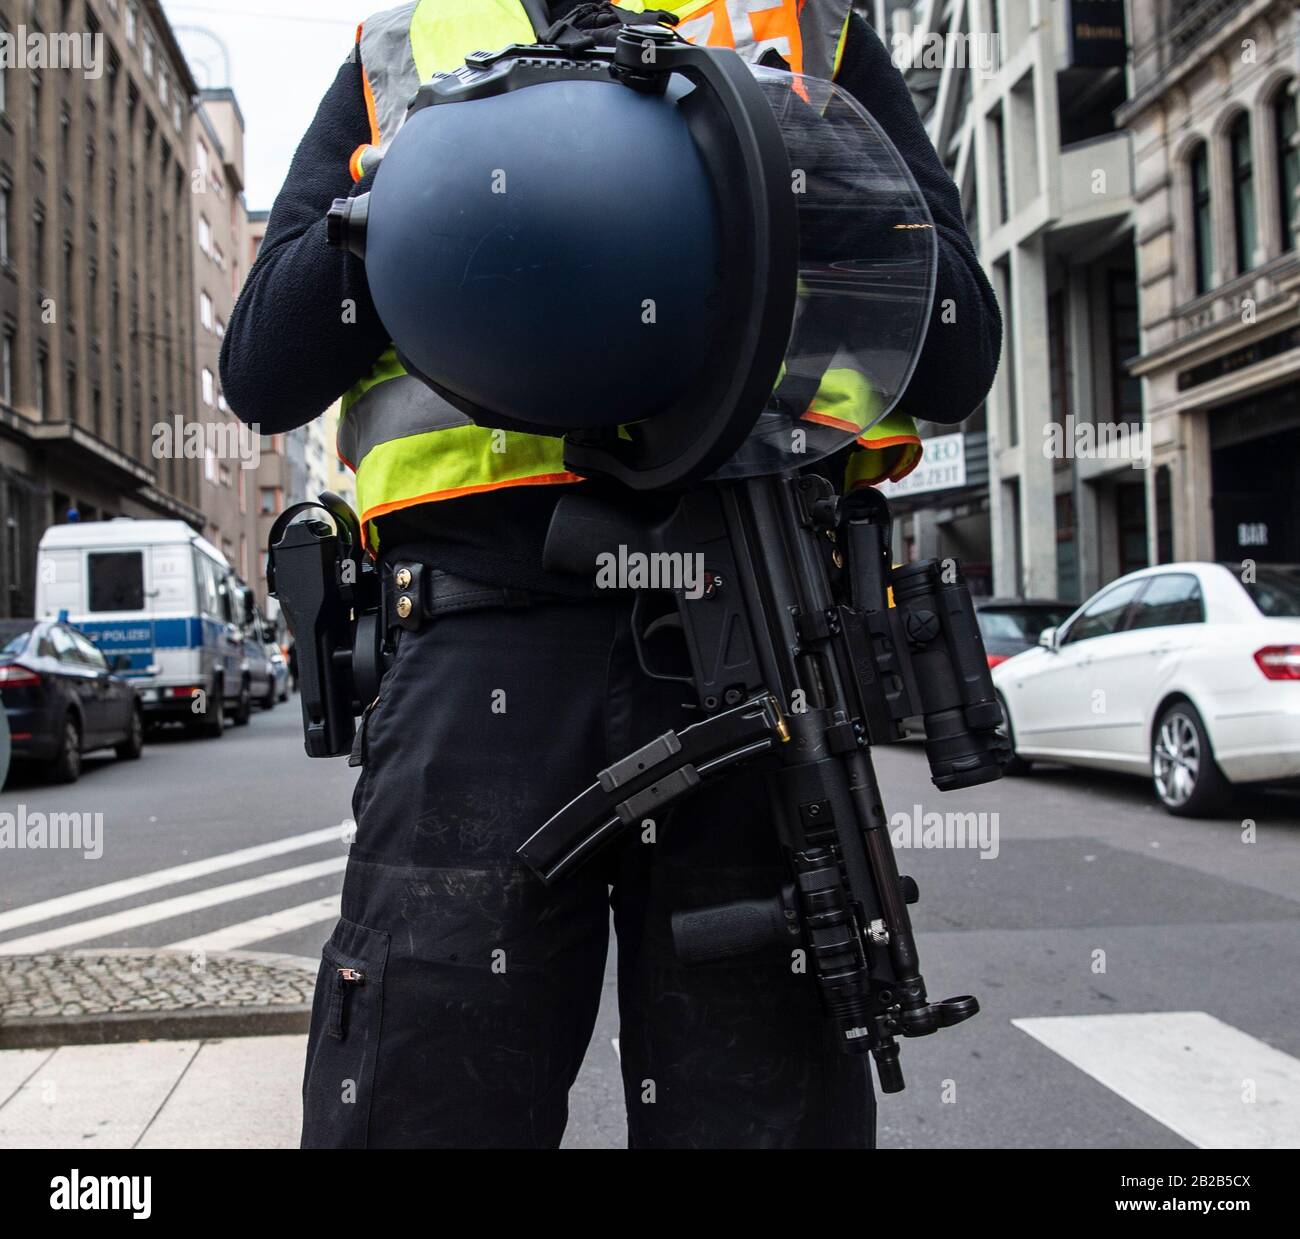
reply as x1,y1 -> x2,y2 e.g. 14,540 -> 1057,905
897,0 -> 1142,604
0,0 -> 202,617
1120,0 -> 1299,567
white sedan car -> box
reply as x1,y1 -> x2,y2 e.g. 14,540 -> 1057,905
992,563 -> 1300,815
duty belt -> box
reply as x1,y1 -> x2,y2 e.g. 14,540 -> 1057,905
381,560 -> 535,637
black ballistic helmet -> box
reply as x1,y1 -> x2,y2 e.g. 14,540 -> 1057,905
329,28 -> 937,489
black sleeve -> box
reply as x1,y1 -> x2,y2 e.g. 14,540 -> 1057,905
220,54 -> 390,434
834,14 -> 1002,426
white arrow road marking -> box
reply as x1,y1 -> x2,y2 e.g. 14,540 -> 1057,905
0,857 -> 348,955
165,894 -> 342,953
1013,1012 -> 1300,1150
0,825 -> 348,935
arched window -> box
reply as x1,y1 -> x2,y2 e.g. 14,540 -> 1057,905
1190,143 -> 1213,295
1229,113 -> 1256,274
1276,81 -> 1299,253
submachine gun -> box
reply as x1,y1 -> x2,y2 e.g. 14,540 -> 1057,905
519,474 -> 1006,1092
269,28 -> 1009,1093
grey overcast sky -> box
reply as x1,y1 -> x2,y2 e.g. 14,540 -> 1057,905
161,1 -> 364,211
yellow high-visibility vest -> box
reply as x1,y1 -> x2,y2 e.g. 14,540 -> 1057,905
342,0 -> 923,542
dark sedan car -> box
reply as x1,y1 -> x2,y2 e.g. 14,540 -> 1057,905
975,598 -> 1074,668
0,619 -> 144,783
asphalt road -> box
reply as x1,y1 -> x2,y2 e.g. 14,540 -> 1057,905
2,697 -> 1297,1149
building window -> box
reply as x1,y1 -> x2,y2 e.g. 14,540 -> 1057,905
36,351 -> 49,416
1229,113 -> 1256,275
159,71 -> 169,107
1277,82 -> 1299,254
0,185 -> 9,264
198,215 -> 211,255
30,75 -> 41,154
142,30 -> 155,79
2,330 -> 13,406
126,2 -> 137,45
259,487 -> 281,515
196,141 -> 208,184
1190,143 -> 1212,295
202,368 -> 215,406
200,290 -> 213,330
33,208 -> 46,287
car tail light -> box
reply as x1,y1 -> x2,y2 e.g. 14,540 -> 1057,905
986,654 -> 1010,669
1254,646 -> 1300,681
0,665 -> 40,688
167,685 -> 200,699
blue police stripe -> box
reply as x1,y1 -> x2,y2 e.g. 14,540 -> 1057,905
75,617 -> 213,677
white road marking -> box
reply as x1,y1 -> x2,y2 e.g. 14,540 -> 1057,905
165,894 -> 341,953
0,857 -> 348,955
0,824 -> 348,935
1013,1011 -> 1300,1150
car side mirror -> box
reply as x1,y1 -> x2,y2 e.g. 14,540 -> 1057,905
1038,627 -> 1059,652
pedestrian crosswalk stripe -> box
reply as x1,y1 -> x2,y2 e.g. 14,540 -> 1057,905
0,857 -> 348,955
164,895 -> 342,953
0,825 -> 347,936
1013,1012 -> 1300,1150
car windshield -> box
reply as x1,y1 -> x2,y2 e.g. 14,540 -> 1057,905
1233,566 -> 1300,617
978,608 -> 1071,642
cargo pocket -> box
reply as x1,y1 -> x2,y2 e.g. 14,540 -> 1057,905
300,918 -> 390,1149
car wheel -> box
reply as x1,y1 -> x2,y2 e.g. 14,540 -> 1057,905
996,693 -> 1032,776
1152,701 -> 1230,817
231,679 -> 252,726
192,680 -> 225,739
48,713 -> 82,784
260,681 -> 277,710
115,704 -> 144,761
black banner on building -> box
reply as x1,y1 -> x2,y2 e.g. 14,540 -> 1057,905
1067,0 -> 1128,69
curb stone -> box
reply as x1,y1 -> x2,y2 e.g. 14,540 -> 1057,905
0,948 -> 320,1049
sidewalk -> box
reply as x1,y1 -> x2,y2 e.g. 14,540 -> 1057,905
0,1035 -> 306,1148
0,948 -> 315,1149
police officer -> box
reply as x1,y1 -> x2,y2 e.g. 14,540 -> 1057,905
222,1 -> 1001,1149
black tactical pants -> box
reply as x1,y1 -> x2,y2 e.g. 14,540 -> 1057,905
300,595 -> 874,1148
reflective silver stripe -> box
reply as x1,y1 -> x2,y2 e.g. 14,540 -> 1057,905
338,375 -> 472,465
802,1 -> 851,81
359,2 -> 421,154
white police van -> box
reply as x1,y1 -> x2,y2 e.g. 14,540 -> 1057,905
35,519 -> 254,737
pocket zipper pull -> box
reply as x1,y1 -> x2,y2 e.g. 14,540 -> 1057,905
336,967 -> 365,984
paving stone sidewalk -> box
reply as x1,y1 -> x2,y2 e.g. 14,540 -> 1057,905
0,950 -> 318,1048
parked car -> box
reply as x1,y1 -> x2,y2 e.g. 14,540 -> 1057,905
976,598 -> 1074,668
240,603 -> 277,712
993,563 -> 1300,816
0,619 -> 145,783
266,641 -> 290,703
36,519 -> 254,737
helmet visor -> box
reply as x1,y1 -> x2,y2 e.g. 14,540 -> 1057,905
708,66 -> 937,482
